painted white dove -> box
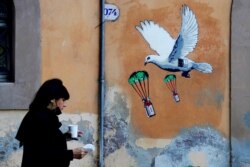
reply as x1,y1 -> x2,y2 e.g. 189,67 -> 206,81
136,5 -> 213,78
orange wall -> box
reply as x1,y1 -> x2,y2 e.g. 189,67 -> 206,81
40,0 -> 100,114
105,0 -> 230,138
40,0 -> 230,138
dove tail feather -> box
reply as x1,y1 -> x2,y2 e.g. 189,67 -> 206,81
193,63 -> 213,73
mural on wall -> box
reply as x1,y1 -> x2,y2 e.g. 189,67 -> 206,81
135,5 -> 213,78
163,74 -> 180,103
129,5 -> 214,118
105,1 -> 230,166
128,71 -> 156,117
128,71 -> 181,118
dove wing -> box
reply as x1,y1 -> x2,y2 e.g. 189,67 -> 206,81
136,20 -> 175,58
168,5 -> 198,62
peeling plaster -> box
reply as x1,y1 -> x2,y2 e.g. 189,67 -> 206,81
135,138 -> 172,149
104,87 -> 156,167
0,131 -> 19,161
188,151 -> 207,166
153,127 -> 229,167
0,149 -> 22,167
0,111 -> 23,165
243,111 -> 250,128
104,87 -> 229,167
232,138 -> 250,167
105,146 -> 136,167
59,113 -> 98,146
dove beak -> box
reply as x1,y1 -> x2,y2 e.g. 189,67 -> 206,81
144,62 -> 147,66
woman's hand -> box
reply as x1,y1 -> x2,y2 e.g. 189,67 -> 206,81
73,147 -> 88,159
65,130 -> 84,141
77,131 -> 83,137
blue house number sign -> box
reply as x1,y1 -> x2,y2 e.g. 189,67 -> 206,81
104,4 -> 120,21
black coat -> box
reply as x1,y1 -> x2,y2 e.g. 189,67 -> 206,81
16,108 -> 73,167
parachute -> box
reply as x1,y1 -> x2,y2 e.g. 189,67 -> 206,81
128,71 -> 156,117
163,74 -> 180,102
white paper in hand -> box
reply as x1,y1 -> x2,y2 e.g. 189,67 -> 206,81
83,144 -> 95,152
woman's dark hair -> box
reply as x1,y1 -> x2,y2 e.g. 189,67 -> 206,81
29,78 -> 70,110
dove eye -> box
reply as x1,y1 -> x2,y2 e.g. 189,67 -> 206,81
147,57 -> 150,60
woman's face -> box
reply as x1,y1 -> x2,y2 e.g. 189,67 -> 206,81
55,98 -> 67,110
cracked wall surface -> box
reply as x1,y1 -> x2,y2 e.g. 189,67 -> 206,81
104,87 -> 229,167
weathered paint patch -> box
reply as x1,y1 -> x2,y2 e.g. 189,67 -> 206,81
0,111 -> 25,167
153,126 -> 229,167
59,113 -> 98,145
0,131 -> 19,161
188,151 -> 207,166
104,88 -> 129,157
104,87 -> 159,167
243,111 -> 250,128
135,138 -> 172,149
59,113 -> 98,166
104,87 -> 229,167
196,89 -> 223,109
105,146 -> 137,167
232,138 -> 250,167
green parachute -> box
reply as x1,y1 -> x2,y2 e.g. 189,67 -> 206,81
128,71 -> 149,100
128,71 -> 155,117
163,74 -> 180,102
